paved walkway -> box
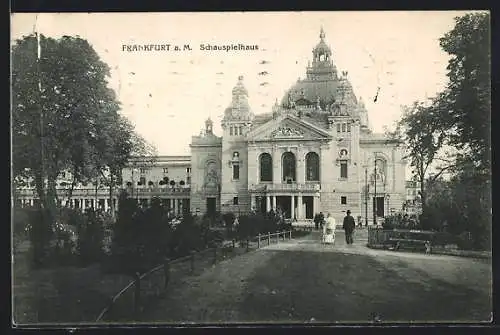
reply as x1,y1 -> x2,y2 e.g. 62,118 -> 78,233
143,231 -> 492,324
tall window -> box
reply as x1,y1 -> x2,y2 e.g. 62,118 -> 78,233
282,152 -> 296,182
336,123 -> 341,133
342,123 -> 346,132
341,196 -> 347,204
233,197 -> 239,205
340,161 -> 348,179
230,126 -> 233,136
163,168 -> 168,173
347,123 -> 351,132
259,153 -> 273,182
233,164 -> 240,180
305,152 -> 320,181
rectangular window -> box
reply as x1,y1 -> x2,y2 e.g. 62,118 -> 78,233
163,168 -> 168,173
341,196 -> 347,205
239,126 -> 243,136
186,167 -> 191,173
342,123 -> 346,132
347,123 -> 351,132
233,164 -> 240,180
233,197 -> 239,205
230,126 -> 233,135
336,123 -> 341,133
140,168 -> 146,174
340,161 -> 348,178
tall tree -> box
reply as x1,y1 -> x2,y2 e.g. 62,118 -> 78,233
394,101 -> 452,209
437,12 -> 491,175
12,34 -> 153,216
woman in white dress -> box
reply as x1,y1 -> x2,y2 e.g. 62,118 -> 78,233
322,213 -> 336,244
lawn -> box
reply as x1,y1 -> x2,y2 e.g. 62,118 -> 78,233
239,250 -> 491,323
12,245 -> 135,325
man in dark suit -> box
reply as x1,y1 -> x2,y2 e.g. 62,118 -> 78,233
343,210 -> 356,245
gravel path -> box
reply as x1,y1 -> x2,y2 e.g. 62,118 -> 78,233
143,231 -> 492,324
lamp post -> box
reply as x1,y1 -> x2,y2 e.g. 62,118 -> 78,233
386,194 -> 390,217
364,167 -> 368,226
373,156 -> 378,226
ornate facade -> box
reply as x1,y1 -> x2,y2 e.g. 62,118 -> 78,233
189,28 -> 407,224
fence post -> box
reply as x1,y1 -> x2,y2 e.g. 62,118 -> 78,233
213,247 -> 217,265
190,251 -> 195,273
134,272 -> 141,314
163,258 -> 170,289
268,232 -> 271,246
289,230 -> 292,239
257,234 -> 261,248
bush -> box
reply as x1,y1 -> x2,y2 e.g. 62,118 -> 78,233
27,208 -> 54,268
170,214 -> 203,257
76,209 -> 105,265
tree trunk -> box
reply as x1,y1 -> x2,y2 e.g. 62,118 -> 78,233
109,178 -> 115,219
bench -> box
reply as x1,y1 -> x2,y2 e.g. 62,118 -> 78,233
385,238 -> 431,253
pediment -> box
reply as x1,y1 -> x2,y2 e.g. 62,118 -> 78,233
247,114 -> 332,142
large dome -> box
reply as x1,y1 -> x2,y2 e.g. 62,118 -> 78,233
280,28 -> 360,117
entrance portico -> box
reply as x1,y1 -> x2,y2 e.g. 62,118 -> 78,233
251,191 -> 317,220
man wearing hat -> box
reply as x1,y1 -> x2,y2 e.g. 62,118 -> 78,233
343,210 -> 356,245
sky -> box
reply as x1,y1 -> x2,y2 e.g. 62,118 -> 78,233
11,11 -> 478,155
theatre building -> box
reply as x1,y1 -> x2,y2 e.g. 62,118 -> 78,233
189,28 -> 407,224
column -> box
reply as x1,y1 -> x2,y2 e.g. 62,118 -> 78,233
173,198 -> 177,215
272,196 -> 277,210
266,195 -> 271,212
81,198 -> 86,212
313,196 -> 319,215
104,199 -> 109,212
291,195 -> 295,220
250,195 -> 256,211
297,194 -> 302,219
179,199 -> 184,214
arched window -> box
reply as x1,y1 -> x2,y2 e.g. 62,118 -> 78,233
282,152 -> 296,183
305,152 -> 320,181
259,153 -> 273,182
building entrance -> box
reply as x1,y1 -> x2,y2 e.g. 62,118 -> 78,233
303,196 -> 314,219
373,196 -> 385,218
276,196 -> 292,219
206,197 -> 216,217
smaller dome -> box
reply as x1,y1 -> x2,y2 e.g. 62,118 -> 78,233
313,27 -> 332,57
232,75 -> 248,96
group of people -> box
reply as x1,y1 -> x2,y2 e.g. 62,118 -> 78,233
313,210 -> 356,245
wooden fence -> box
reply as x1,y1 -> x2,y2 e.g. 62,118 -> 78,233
367,227 -> 469,248
95,230 -> 294,322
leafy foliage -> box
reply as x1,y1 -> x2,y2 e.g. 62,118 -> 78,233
437,12 -> 491,174
11,33 -> 155,217
394,12 -> 491,249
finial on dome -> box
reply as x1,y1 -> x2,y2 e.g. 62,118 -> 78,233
320,26 -> 325,40
238,75 -> 244,81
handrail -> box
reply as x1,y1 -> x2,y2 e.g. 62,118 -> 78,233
95,230 -> 293,322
